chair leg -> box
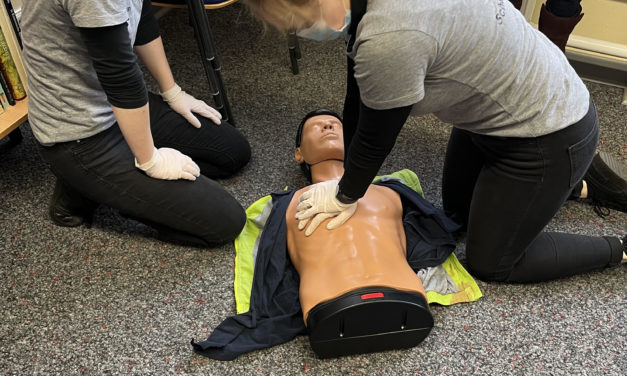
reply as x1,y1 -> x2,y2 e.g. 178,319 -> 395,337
184,0 -> 235,125
287,30 -> 301,75
293,32 -> 302,59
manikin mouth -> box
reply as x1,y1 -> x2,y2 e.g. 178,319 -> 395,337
320,132 -> 339,140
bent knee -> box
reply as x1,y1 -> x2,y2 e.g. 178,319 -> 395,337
218,204 -> 247,242
219,136 -> 251,176
230,138 -> 251,173
200,200 -> 246,245
466,252 -> 512,282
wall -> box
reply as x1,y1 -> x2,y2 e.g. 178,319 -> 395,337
531,0 -> 627,46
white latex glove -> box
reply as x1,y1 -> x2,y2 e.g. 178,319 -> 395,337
160,83 -> 222,128
135,147 -> 200,181
295,179 -> 358,236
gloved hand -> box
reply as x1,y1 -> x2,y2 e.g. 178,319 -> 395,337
160,83 -> 222,128
135,147 -> 200,181
295,179 -> 358,236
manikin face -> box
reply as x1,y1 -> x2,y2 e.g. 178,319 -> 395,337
295,115 -> 344,165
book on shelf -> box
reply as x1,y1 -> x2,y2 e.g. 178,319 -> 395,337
0,24 -> 25,101
2,0 -> 20,49
0,70 -> 9,108
0,0 -> 26,99
0,64 -> 12,106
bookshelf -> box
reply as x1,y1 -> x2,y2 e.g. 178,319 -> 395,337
0,0 -> 27,141
0,96 -> 27,139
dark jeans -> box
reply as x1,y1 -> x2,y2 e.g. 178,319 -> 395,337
39,93 -> 251,246
442,99 -> 623,282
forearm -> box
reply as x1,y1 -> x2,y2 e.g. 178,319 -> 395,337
339,103 -> 412,200
134,37 -> 176,93
112,103 -> 154,165
342,56 -> 360,151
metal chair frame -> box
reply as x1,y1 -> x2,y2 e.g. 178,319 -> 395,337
152,0 -> 237,124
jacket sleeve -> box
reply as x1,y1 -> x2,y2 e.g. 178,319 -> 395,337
192,192 -> 307,360
378,179 -> 460,270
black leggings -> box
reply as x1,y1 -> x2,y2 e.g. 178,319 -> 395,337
442,99 -> 623,282
39,93 -> 251,246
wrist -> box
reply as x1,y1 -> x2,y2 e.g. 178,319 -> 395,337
159,83 -> 182,102
336,187 -> 357,205
135,147 -> 159,171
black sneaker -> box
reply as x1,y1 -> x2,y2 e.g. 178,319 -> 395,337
583,152 -> 627,216
49,179 -> 98,227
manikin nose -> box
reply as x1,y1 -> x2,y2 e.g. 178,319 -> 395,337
322,121 -> 335,130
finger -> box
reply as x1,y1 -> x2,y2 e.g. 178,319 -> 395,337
327,205 -> 357,230
193,104 -> 221,125
297,217 -> 309,230
207,114 -> 221,125
297,189 -> 313,203
190,99 -> 217,117
183,112 -> 202,128
201,103 -> 223,124
305,213 -> 335,236
295,207 -> 318,221
204,103 -> 222,119
185,157 -> 200,176
180,170 -> 197,181
296,200 -> 312,212
184,161 -> 201,177
176,152 -> 200,176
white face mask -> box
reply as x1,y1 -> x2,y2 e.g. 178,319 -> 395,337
297,8 -> 351,41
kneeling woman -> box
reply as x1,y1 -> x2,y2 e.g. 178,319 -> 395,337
245,0 -> 626,281
21,0 -> 251,245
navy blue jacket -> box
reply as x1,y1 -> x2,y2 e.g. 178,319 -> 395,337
191,179 -> 459,360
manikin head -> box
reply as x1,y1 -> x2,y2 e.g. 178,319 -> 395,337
294,109 -> 344,182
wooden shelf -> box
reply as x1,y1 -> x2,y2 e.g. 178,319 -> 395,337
0,97 -> 28,139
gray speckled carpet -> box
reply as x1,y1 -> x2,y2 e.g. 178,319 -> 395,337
1,4 -> 625,375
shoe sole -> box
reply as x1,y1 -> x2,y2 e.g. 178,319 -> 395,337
599,151 -> 627,182
585,151 -> 627,213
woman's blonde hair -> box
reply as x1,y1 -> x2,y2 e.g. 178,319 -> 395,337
243,0 -> 320,31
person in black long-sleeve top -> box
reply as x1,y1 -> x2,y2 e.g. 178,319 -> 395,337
243,0 -> 626,283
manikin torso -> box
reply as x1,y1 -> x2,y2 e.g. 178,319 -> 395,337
286,183 -> 427,322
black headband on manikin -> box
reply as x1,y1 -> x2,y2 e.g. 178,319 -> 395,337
295,109 -> 343,147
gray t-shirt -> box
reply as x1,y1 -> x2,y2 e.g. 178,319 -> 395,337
348,0 -> 589,137
21,0 -> 143,144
